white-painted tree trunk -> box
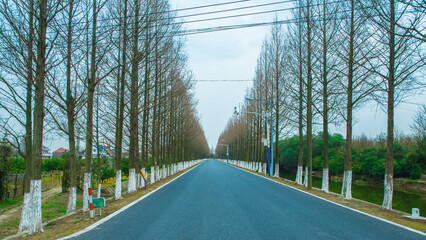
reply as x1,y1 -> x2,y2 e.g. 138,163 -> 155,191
295,166 -> 303,184
18,192 -> 32,232
128,168 -> 136,193
263,163 -> 267,174
156,165 -> 160,181
137,174 -> 141,188
115,170 -> 122,199
303,167 -> 308,187
382,174 -> 393,210
274,163 -> 279,177
162,164 -> 166,179
83,173 -> 91,212
150,166 -> 155,184
28,180 -> 43,234
322,168 -> 329,193
97,183 -> 101,198
341,170 -> 352,199
66,186 -> 77,214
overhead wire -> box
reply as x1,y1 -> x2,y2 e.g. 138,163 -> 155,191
0,0 -> 296,33
0,0 -> 351,41
191,80 -> 253,82
0,0 -> 402,53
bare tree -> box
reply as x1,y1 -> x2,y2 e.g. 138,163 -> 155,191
338,0 -> 376,200
0,0 -> 35,232
363,0 -> 426,209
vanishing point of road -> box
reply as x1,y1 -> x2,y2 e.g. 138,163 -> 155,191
71,160 -> 424,240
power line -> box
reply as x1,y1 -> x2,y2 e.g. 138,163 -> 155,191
400,100 -> 426,106
0,0 -> 355,41
170,0 -> 251,13
176,0 -> 297,19
191,79 -> 253,82
0,0 -> 294,33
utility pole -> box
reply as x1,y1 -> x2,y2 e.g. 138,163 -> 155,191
244,98 -> 273,177
218,144 -> 229,164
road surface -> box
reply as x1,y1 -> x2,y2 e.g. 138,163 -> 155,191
72,160 -> 424,240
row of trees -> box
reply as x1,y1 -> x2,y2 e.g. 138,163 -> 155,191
217,0 -> 425,211
0,0 -> 209,235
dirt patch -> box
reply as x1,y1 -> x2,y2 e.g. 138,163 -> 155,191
394,179 -> 426,194
2,164 -> 200,240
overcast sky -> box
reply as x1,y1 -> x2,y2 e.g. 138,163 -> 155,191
46,0 -> 425,151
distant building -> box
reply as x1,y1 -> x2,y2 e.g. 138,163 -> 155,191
79,145 -> 115,159
42,146 -> 52,159
52,147 -> 69,158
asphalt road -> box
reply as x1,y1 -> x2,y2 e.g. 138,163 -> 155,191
72,160 -> 424,240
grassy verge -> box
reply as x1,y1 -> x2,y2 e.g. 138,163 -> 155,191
0,198 -> 23,213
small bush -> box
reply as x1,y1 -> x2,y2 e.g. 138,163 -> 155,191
0,145 -> 12,201
42,158 -> 65,172
101,167 -> 115,183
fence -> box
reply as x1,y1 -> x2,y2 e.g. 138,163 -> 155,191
4,174 -> 25,199
4,172 -> 62,199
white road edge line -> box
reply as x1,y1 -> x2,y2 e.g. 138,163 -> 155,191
60,160 -> 206,239
222,160 -> 426,236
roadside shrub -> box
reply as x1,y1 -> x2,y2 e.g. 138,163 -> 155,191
0,145 -> 12,201
9,158 -> 25,174
61,153 -> 70,193
121,158 -> 129,176
101,167 -> 115,183
42,158 -> 65,172
409,165 -> 421,179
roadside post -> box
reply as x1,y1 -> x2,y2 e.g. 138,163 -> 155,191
140,169 -> 147,189
88,187 -> 106,218
88,188 -> 94,218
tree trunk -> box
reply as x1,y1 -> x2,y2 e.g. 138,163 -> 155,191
29,0 -> 48,233
321,0 -> 329,193
115,0 -> 128,200
383,0 -> 395,210
342,0 -> 355,200
128,0 -> 140,194
84,0 -> 98,212
306,0 -> 313,190
295,4 -> 304,185
65,0 -> 77,214
19,0 -> 34,232
96,95 -> 101,197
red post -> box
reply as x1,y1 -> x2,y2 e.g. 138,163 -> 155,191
89,187 -> 94,218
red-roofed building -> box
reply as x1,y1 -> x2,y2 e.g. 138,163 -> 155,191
53,147 -> 69,158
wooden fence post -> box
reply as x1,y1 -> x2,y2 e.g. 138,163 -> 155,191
13,174 -> 18,198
